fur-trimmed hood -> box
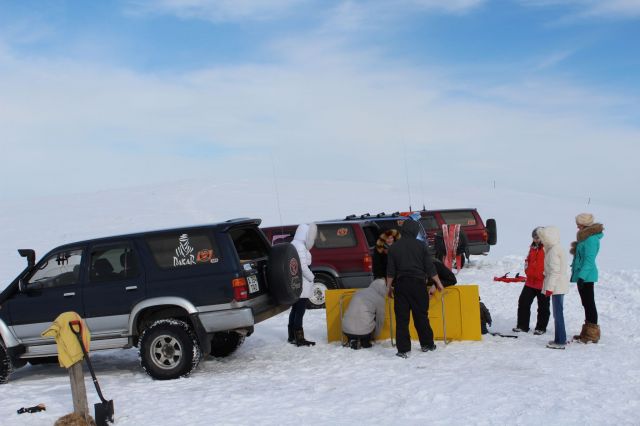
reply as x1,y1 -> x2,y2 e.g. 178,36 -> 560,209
570,223 -> 604,255
375,229 -> 401,254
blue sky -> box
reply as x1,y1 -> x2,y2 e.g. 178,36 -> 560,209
1,0 -> 639,206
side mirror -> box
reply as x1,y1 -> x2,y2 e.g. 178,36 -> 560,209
19,249 -> 36,268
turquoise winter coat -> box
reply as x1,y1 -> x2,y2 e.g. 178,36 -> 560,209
570,224 -> 604,283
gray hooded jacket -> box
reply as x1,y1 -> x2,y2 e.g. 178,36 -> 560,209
341,279 -> 387,337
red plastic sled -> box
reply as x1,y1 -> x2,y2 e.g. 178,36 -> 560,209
493,273 -> 527,283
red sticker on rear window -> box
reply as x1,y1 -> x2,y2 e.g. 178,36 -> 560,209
336,227 -> 349,237
196,249 -> 214,263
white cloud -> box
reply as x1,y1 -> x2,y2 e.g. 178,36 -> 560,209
409,0 -> 486,14
126,0 -> 309,22
521,0 -> 640,19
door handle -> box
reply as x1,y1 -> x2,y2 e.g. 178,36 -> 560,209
125,286 -> 138,291
63,292 -> 75,297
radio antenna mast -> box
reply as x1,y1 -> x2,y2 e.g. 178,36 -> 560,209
404,144 -> 412,212
270,151 -> 285,233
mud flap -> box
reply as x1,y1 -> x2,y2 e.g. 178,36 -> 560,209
189,313 -> 211,355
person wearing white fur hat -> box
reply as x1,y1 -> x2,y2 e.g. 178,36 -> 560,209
570,213 -> 604,344
537,226 -> 570,349
288,223 -> 318,347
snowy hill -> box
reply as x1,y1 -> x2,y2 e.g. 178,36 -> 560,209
1,179 -> 638,425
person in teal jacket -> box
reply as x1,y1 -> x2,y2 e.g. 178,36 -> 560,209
570,213 -> 604,344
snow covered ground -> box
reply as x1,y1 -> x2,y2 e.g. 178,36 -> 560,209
1,179 -> 638,425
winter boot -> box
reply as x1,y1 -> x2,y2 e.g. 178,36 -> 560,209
573,323 -> 587,342
349,339 -> 361,350
580,323 -> 600,344
294,328 -> 316,347
287,325 -> 295,344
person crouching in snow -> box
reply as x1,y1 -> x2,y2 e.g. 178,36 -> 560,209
512,227 -> 550,335
341,279 -> 388,349
288,223 -> 317,347
537,226 -> 570,349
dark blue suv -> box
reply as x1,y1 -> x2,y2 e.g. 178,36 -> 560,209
0,219 -> 301,382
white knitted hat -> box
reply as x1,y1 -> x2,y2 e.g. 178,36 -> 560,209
575,213 -> 594,226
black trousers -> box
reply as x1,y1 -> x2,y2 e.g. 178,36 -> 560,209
577,282 -> 598,324
516,285 -> 550,332
393,276 -> 433,352
288,298 -> 307,329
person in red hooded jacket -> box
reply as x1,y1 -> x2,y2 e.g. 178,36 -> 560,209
512,227 -> 550,334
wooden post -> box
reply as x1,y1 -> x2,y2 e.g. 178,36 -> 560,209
68,361 -> 89,419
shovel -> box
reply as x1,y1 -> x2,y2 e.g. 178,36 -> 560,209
69,320 -> 115,425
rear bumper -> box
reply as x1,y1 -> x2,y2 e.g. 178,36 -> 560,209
339,272 -> 374,289
468,242 -> 490,255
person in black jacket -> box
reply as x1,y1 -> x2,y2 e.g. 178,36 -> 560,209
386,220 -> 444,358
372,229 -> 401,279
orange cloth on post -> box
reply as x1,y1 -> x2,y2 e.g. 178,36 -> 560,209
41,311 -> 91,368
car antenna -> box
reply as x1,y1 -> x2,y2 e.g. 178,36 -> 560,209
403,144 -> 412,212
270,151 -> 285,234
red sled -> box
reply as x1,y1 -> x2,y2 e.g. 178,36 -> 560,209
493,273 -> 527,283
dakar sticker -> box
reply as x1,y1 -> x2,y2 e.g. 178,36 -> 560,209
289,258 -> 299,276
196,249 -> 214,263
173,234 -> 196,266
336,227 -> 349,237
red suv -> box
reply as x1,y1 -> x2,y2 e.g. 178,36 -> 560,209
412,209 -> 497,256
262,220 -> 377,308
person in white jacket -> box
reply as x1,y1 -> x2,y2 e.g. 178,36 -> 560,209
288,223 -> 317,347
537,226 -> 570,349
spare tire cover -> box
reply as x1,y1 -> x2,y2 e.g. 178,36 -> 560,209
268,243 -> 303,305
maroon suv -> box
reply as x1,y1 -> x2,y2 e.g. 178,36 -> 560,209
412,209 -> 497,256
262,220 -> 377,308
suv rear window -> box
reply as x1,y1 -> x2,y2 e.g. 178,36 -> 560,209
146,232 -> 220,269
229,228 -> 270,260
440,211 -> 477,226
316,224 -> 357,249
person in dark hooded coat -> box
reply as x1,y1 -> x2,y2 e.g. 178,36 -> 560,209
386,219 -> 444,358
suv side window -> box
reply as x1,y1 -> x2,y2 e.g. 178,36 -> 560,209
316,224 -> 357,249
362,225 -> 380,248
89,245 -> 139,282
27,249 -> 83,288
440,211 -> 477,226
146,231 -> 221,269
420,215 -> 439,231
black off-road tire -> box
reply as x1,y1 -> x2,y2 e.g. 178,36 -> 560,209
267,243 -> 303,305
486,219 -> 497,245
210,331 -> 245,358
0,342 -> 11,384
139,319 -> 202,380
307,274 -> 338,309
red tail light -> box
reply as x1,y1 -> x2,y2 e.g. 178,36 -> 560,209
482,230 -> 488,242
232,278 -> 249,301
363,254 -> 372,272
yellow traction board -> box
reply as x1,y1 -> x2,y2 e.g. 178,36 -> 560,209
325,285 -> 482,343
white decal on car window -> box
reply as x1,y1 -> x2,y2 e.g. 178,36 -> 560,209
174,234 -> 196,266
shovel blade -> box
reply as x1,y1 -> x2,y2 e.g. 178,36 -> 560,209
94,400 -> 114,426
